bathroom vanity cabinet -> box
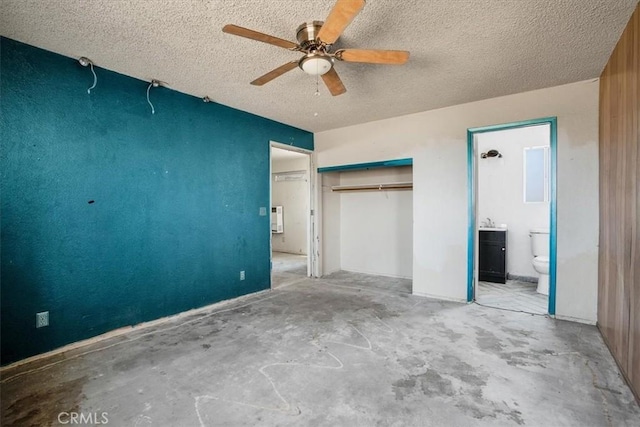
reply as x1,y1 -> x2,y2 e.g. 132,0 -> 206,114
479,229 -> 507,283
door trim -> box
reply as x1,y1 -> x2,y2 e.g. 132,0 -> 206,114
466,117 -> 557,315
269,141 -> 315,287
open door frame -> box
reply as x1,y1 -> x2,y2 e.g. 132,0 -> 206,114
466,117 -> 558,315
269,141 -> 317,284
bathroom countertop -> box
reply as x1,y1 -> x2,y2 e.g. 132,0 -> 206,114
478,227 -> 508,231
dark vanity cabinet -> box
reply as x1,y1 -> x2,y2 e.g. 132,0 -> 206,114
479,230 -> 507,283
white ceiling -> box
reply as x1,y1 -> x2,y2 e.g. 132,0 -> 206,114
1,0 -> 637,132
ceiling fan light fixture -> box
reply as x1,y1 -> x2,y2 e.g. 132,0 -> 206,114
222,0 -> 408,96
299,55 -> 333,76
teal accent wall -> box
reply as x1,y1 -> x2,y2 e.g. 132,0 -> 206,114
0,38 -> 313,365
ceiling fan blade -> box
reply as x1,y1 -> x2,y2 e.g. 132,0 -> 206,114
223,24 -> 298,50
336,49 -> 410,64
321,68 -> 347,96
317,0 -> 366,45
250,61 -> 299,86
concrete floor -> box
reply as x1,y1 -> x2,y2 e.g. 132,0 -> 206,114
323,270 -> 412,295
271,251 -> 308,289
2,273 -> 639,426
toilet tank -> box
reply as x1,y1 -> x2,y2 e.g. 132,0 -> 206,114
530,229 -> 550,257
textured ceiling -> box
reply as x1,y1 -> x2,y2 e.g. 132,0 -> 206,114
1,0 -> 637,132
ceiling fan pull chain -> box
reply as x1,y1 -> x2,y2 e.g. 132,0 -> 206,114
314,73 -> 320,116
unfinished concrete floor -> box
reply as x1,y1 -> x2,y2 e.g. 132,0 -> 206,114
271,251 -> 308,289
2,272 -> 639,426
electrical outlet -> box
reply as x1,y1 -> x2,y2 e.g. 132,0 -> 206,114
240,271 -> 245,280
36,311 -> 49,328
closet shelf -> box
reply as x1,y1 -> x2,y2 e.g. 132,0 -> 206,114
331,181 -> 413,192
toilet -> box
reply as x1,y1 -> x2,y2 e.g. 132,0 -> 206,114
530,229 -> 550,295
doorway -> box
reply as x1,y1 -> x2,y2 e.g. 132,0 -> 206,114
467,118 -> 557,315
270,142 -> 313,288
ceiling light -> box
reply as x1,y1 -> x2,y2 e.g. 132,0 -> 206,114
299,55 -> 332,76
481,149 -> 503,158
78,57 -> 92,67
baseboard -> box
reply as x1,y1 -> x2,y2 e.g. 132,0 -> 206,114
554,313 -> 597,325
272,250 -> 307,256
340,268 -> 413,280
507,274 -> 538,283
0,289 -> 270,372
411,290 -> 467,303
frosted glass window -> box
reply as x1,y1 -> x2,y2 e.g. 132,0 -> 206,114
524,146 -> 549,203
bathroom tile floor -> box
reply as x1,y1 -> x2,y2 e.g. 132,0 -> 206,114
477,280 -> 548,315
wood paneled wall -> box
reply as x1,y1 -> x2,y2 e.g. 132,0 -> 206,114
598,3 -> 640,402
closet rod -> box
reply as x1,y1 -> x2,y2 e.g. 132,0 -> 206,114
331,182 -> 413,192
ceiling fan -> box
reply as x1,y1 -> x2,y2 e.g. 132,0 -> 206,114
222,0 -> 409,96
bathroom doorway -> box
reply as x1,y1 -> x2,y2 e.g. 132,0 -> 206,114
269,142 -> 313,288
467,118 -> 557,315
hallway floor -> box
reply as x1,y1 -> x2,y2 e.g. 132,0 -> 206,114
271,251 -> 308,289
2,273 -> 638,426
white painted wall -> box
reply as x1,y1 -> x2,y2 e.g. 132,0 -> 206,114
338,166 -> 413,278
321,172 -> 341,274
477,125 -> 550,278
314,80 -> 599,323
271,156 -> 309,255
